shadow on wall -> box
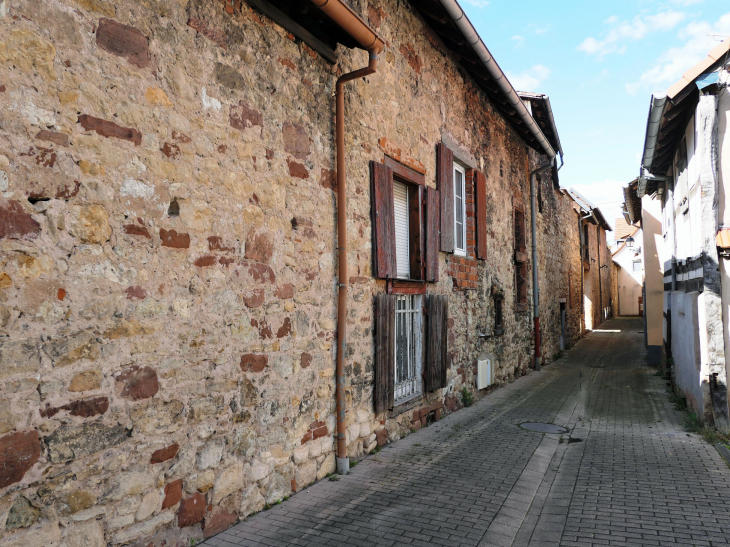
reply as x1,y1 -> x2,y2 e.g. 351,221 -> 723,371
618,270 -> 642,316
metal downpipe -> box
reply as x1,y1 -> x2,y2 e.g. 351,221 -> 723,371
530,160 -> 554,370
334,52 -> 378,475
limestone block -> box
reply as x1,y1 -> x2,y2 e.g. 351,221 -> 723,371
46,423 -> 127,463
308,440 -> 322,459
111,511 -> 173,545
136,490 -> 160,521
65,520 -> 105,547
67,205 -> 111,244
295,460 -> 317,489
292,445 -> 308,465
359,423 -> 370,438
347,423 -> 360,444
264,473 -> 290,505
212,462 -> 244,504
108,513 -> 135,530
0,339 -> 42,379
195,470 -> 215,493
356,409 -> 369,423
365,441 -> 377,453
320,436 -> 333,454
239,485 -> 265,516
3,522 -> 61,547
316,453 -> 335,481
106,472 -> 154,501
248,459 -> 270,482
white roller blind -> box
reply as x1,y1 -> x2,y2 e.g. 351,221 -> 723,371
393,181 -> 410,279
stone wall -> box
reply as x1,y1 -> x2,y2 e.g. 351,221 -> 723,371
0,0 -> 583,545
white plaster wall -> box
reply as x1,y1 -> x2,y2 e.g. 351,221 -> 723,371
613,231 -> 644,316
716,82 -> 729,226
671,291 -> 705,414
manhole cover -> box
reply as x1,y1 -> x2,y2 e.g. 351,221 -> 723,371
519,422 -> 568,434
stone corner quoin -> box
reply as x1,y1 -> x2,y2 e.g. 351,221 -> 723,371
0,0 -> 591,545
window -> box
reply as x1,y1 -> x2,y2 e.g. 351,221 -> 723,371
394,295 -> 422,403
582,224 -> 590,263
493,293 -> 504,335
514,206 -> 528,311
453,163 -> 467,256
393,181 -> 410,279
373,294 -> 447,413
633,260 -> 642,272
370,160 -> 439,283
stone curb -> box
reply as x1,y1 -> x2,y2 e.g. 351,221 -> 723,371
715,442 -> 730,467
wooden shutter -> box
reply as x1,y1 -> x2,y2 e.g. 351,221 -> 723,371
374,294 -> 395,413
425,187 -> 440,282
370,161 -> 396,279
475,170 -> 487,260
425,294 -> 448,392
437,143 -> 454,253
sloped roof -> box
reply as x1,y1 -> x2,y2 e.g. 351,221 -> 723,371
639,38 -> 730,195
614,217 -> 638,240
566,188 -> 612,231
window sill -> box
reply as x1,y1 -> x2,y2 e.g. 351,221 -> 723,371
386,279 -> 426,294
388,392 -> 425,417
515,303 -> 528,313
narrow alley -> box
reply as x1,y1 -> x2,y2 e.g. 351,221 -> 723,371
205,318 -> 730,547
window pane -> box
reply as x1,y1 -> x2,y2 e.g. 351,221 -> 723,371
394,295 -> 422,403
454,167 -> 464,251
393,181 -> 410,279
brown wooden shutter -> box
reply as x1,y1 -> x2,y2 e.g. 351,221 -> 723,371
425,187 -> 440,282
374,294 -> 395,413
425,294 -> 448,392
475,170 -> 487,260
370,161 -> 396,279
437,143 -> 454,253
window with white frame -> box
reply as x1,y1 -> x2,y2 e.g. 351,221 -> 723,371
394,294 -> 422,403
633,260 -> 642,272
453,163 -> 467,256
393,181 -> 410,279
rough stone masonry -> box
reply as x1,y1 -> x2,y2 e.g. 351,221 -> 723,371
0,0 -> 587,545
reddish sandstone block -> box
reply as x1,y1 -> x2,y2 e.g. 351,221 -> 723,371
240,354 -> 268,373
203,509 -> 237,538
163,479 -> 183,509
125,286 -> 146,300
151,443 -> 179,464
0,431 -> 41,488
160,229 -> 190,249
0,199 -> 40,240
188,17 -> 227,49
274,284 -> 294,299
300,352 -> 312,369
282,122 -> 310,159
276,318 -> 291,338
96,18 -> 150,68
78,114 -> 142,146
114,366 -> 159,400
178,493 -> 206,527
243,288 -> 264,309
194,255 -> 217,267
287,159 -> 309,179
229,101 -> 262,132
124,224 -> 151,238
244,230 -> 274,264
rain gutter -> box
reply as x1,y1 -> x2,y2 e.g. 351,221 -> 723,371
437,0 -> 556,159
638,94 -> 668,197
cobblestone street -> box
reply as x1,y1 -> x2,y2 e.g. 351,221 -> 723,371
204,318 -> 730,547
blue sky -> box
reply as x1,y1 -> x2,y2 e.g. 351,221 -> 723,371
460,0 -> 730,241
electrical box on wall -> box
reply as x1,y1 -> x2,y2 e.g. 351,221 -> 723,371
477,354 -> 495,390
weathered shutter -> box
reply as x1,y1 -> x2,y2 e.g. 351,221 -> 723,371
437,143 -> 454,253
425,187 -> 440,282
370,161 -> 396,279
425,294 -> 448,392
475,171 -> 487,260
374,294 -> 395,413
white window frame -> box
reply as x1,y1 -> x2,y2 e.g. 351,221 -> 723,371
394,294 -> 423,404
633,260 -> 642,272
453,163 -> 467,256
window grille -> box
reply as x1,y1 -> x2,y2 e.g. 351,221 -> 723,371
394,295 -> 422,403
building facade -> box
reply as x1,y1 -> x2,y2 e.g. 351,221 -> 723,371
0,0 -> 584,545
612,218 -> 643,316
636,39 -> 730,428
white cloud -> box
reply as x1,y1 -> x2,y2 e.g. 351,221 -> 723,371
506,64 -> 550,92
670,0 -> 703,6
578,10 -> 686,57
511,35 -> 525,48
626,12 -> 730,95
461,0 -> 489,7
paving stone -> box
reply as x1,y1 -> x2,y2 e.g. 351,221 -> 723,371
202,319 -> 730,547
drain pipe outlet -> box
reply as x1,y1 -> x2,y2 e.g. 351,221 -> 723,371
530,160 -> 554,371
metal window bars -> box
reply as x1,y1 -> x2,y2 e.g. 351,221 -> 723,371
394,295 -> 421,403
